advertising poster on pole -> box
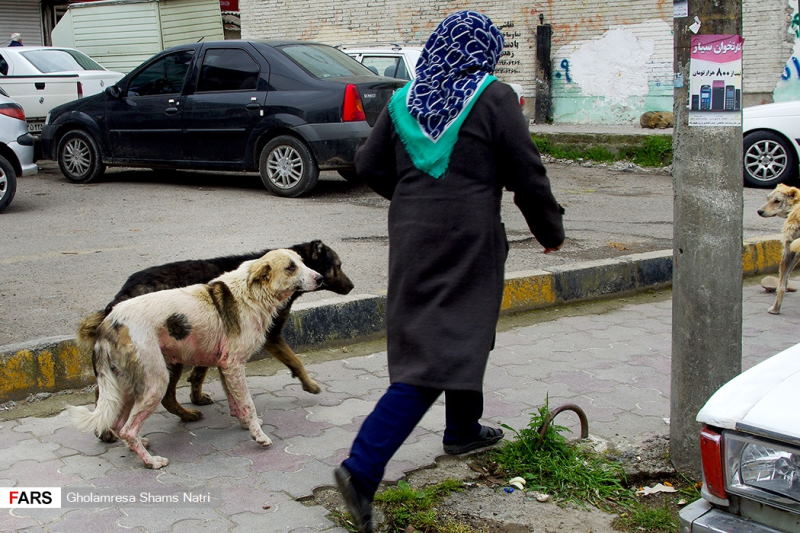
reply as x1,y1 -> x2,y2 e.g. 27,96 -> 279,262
688,34 -> 743,126
674,0 -> 688,18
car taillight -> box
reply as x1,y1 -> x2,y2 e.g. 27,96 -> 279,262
342,84 -> 366,122
77,81 -> 84,99
0,104 -> 25,121
519,95 -> 526,108
700,425 -> 727,500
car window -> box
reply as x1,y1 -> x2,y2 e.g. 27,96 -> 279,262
197,48 -> 259,92
0,53 -> 7,75
361,55 -> 409,79
127,50 -> 194,97
279,44 -> 374,79
19,49 -> 105,73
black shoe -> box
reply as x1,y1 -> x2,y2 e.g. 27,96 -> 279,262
443,425 -> 504,455
334,465 -> 374,533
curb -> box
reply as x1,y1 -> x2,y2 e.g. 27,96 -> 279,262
0,235 -> 783,402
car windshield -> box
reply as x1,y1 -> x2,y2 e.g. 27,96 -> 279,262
278,44 -> 374,79
20,49 -> 105,73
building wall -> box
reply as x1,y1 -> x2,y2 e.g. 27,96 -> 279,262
773,0 -> 800,102
241,0 -> 797,124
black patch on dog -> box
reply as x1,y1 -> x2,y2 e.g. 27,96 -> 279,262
207,281 -> 241,337
165,313 -> 192,340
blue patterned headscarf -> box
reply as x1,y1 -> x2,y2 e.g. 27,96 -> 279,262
408,10 -> 504,141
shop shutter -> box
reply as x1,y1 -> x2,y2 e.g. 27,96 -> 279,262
0,1 -> 43,46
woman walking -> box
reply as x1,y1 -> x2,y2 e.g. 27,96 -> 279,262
335,10 -> 565,532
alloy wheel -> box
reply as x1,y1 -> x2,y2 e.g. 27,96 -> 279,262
745,139 -> 788,184
265,145 -> 304,190
63,137 -> 92,177
0,165 -> 7,201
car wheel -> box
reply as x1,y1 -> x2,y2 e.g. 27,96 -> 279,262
0,155 -> 17,212
259,136 -> 318,197
57,130 -> 106,183
743,131 -> 798,188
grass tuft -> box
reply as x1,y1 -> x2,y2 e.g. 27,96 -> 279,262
375,479 -> 468,532
490,397 -> 631,509
531,134 -> 672,167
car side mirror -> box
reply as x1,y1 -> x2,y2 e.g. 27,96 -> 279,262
105,85 -> 121,98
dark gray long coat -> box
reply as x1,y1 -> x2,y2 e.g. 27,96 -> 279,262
355,81 -> 564,391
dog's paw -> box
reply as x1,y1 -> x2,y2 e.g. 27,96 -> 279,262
191,392 -> 214,406
145,455 -> 169,469
97,429 -> 118,443
252,432 -> 272,447
179,409 -> 204,422
303,380 -> 322,394
768,306 -> 781,315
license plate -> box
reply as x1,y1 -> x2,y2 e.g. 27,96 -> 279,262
27,121 -> 44,134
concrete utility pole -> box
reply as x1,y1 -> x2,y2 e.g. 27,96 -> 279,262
671,2 -> 743,473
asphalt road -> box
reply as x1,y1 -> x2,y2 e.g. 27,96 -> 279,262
0,160 -> 780,347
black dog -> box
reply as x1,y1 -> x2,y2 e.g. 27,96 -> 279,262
78,240 -> 354,442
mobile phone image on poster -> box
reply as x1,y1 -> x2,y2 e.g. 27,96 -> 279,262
689,34 -> 743,126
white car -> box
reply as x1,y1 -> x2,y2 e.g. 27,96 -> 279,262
0,87 -> 37,211
0,46 -> 124,132
680,342 -> 800,532
743,101 -> 800,188
340,45 -> 526,109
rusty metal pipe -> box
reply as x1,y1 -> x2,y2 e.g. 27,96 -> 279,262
537,403 -> 589,440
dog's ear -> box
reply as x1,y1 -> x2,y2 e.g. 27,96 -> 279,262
248,262 -> 271,287
312,240 -> 324,260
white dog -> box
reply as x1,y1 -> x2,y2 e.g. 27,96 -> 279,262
70,249 -> 321,468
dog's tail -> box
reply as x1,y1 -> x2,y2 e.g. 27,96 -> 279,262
77,311 -> 106,357
68,335 -> 123,436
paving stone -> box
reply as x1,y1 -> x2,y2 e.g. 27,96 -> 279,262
172,517 -> 235,532
12,410 -> 73,437
0,439 -> 60,465
48,508 -> 127,533
285,426 -> 356,459
342,351 -> 388,373
160,454 -> 253,482
305,398 -> 374,426
59,453 -> 118,480
262,409 -> 333,440
118,506 -> 221,531
230,501 -> 338,533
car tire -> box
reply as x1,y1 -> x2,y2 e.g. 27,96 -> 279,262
57,130 -> 106,184
743,131 -> 798,188
0,155 -> 17,212
259,136 -> 318,197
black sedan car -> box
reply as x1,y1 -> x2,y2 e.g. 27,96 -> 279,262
40,40 -> 403,197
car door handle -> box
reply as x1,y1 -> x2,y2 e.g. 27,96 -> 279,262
165,107 -> 179,115
245,103 -> 260,110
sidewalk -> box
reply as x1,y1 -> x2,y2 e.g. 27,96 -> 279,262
1,278 -> 797,532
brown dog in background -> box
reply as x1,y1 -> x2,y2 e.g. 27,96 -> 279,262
757,184 -> 800,314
